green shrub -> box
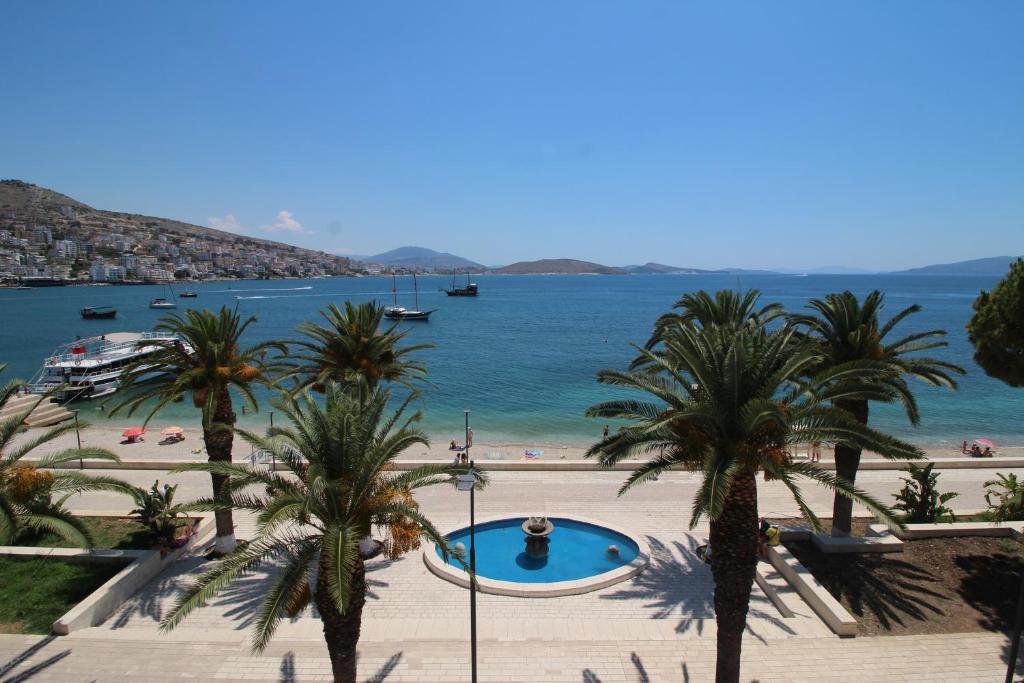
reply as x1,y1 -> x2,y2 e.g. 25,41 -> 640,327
129,480 -> 186,545
984,473 -> 1024,522
893,462 -> 958,523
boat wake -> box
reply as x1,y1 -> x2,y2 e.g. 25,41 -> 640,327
215,286 -> 313,293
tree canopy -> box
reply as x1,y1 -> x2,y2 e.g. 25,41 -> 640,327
968,257 -> 1024,387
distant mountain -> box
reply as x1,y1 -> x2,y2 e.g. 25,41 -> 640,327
361,246 -> 484,270
493,258 -> 627,275
623,262 -> 714,274
892,256 -> 1021,276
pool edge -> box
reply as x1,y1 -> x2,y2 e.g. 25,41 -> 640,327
422,513 -> 651,598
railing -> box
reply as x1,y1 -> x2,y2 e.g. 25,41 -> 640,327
44,332 -> 179,366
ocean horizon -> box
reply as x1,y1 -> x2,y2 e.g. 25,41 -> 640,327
0,272 -> 1018,450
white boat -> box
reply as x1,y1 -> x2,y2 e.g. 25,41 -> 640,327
150,283 -> 177,309
28,332 -> 191,401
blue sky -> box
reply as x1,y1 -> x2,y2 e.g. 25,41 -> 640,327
1,2 -> 1021,270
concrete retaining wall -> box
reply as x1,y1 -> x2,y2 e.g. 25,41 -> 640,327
49,456 -> 1024,472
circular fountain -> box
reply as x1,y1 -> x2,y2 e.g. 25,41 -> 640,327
424,514 -> 649,597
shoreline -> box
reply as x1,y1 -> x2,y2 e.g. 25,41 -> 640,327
14,423 -> 1024,465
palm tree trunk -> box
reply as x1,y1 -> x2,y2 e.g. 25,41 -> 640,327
316,552 -> 366,683
832,399 -> 869,536
204,385 -> 237,554
709,469 -> 759,683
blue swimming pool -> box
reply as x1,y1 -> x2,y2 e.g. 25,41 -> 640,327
436,517 -> 640,584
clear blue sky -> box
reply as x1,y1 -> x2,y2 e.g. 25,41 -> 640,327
1,2 -> 1021,270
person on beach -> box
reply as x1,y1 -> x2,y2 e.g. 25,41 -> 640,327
811,441 -> 821,463
467,428 -> 474,448
962,440 -> 970,454
603,425 -> 610,438
449,440 -> 457,450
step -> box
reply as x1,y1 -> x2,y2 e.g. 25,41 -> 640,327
24,405 -> 73,427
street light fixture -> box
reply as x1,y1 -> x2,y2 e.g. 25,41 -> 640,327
456,409 -> 478,683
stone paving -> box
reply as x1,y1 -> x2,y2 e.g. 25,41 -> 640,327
1,466 -> 1022,681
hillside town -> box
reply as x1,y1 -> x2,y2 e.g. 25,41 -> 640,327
0,180 -> 353,284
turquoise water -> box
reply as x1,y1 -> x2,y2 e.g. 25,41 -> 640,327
436,517 -> 639,583
0,273 -> 1019,448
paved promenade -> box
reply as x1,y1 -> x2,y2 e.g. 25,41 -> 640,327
2,467 -> 1022,681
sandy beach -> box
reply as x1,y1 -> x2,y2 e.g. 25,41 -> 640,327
13,423 -> 1023,466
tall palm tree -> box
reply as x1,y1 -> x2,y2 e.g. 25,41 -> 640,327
586,316 -> 922,683
285,301 -> 431,393
108,307 -> 285,554
160,382 -> 480,683
790,290 -> 963,535
1,364 -> 130,545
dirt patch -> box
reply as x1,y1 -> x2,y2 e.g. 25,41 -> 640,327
788,535 -> 1024,636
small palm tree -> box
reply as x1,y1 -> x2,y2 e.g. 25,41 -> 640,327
586,314 -> 921,683
285,301 -> 431,392
1,364 -> 130,546
161,382 -> 480,683
108,307 -> 285,554
790,290 -> 964,535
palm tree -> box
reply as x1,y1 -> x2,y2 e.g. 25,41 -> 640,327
790,290 -> 964,535
638,289 -> 783,351
586,313 -> 922,683
108,307 -> 285,554
285,301 -> 431,392
1,364 -> 130,546
160,382 -> 480,683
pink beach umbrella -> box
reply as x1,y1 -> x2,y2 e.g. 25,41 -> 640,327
975,438 -> 998,450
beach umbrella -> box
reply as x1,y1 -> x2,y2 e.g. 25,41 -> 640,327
975,438 -> 998,449
122,427 -> 145,439
161,426 -> 184,436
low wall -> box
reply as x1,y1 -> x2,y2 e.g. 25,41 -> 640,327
49,456 -> 1024,473
768,544 -> 858,636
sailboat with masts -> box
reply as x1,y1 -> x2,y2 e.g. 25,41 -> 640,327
441,269 -> 478,297
149,282 -> 177,309
384,274 -> 434,321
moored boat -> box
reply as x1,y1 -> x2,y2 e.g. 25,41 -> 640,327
80,306 -> 117,320
149,298 -> 176,309
178,290 -> 198,298
28,332 -> 192,401
385,273 -> 434,321
442,270 -> 479,297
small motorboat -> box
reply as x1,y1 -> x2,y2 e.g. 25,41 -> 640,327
80,306 -> 117,320
149,298 -> 177,309
178,291 -> 198,298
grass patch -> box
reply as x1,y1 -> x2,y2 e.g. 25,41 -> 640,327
0,556 -> 128,634
13,516 -> 194,550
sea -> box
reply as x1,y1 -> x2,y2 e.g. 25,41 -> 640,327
0,273 -> 1019,450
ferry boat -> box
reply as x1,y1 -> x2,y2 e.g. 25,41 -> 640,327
28,332 -> 190,401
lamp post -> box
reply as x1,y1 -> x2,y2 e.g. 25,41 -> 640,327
269,411 -> 275,471
1007,571 -> 1024,682
456,409 -> 477,683
74,410 -> 82,470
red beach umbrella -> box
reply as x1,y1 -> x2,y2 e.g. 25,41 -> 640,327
975,438 -> 998,449
122,427 -> 145,439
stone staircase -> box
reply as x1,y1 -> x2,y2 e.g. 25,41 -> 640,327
0,393 -> 74,427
